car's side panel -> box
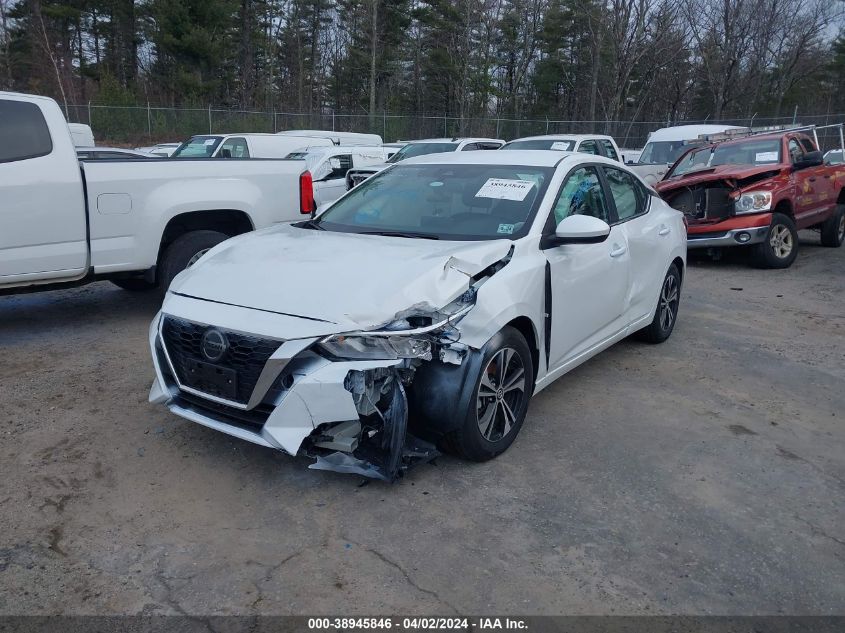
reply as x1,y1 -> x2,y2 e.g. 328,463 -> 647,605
82,160 -> 306,274
619,200 -> 683,323
544,226 -> 630,370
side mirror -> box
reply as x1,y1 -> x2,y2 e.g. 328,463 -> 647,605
548,215 -> 611,246
793,150 -> 823,171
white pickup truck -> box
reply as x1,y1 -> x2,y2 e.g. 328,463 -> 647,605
0,92 -> 314,294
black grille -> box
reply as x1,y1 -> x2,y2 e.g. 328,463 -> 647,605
161,316 -> 281,404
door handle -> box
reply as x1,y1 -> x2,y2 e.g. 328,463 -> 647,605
658,226 -> 671,236
809,177 -> 817,182
610,244 -> 627,258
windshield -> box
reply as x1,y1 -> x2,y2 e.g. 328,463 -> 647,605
502,139 -> 575,151
638,140 -> 704,165
172,136 -> 222,158
669,139 -> 782,177
386,142 -> 459,163
311,163 -> 553,240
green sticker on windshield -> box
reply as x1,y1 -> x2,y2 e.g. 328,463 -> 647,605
497,223 -> 515,234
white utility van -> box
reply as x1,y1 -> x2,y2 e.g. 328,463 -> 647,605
287,145 -> 390,206
629,124 -> 749,184
67,122 -> 95,148
276,129 -> 383,146
171,133 -> 332,159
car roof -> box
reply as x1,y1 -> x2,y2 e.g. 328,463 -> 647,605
506,134 -> 615,142
403,149 -> 621,168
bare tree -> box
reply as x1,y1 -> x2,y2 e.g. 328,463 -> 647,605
0,0 -> 12,89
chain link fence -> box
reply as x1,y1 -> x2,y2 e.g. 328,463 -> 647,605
61,103 -> 845,152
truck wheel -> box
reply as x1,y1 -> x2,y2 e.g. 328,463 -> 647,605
751,213 -> 799,269
636,263 -> 681,344
111,278 -> 158,292
159,230 -> 229,290
820,204 -> 845,247
441,326 -> 534,462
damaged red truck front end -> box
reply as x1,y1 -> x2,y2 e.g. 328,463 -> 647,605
655,131 -> 845,268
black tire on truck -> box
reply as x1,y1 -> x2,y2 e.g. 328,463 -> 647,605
820,204 -> 845,248
158,230 -> 229,290
751,212 -> 799,269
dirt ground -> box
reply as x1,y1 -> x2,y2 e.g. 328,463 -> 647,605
0,234 -> 843,616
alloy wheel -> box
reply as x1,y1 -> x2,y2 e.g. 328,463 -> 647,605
659,273 -> 679,332
476,348 -> 527,442
838,214 -> 845,242
769,224 -> 793,259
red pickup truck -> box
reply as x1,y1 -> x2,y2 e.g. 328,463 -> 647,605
655,131 -> 845,268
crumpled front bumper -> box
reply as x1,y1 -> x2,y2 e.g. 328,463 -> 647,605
686,213 -> 772,249
148,310 -> 401,457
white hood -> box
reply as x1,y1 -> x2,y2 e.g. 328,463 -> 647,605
170,223 -> 512,332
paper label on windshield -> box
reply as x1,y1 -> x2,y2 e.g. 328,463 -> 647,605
204,138 -> 216,145
475,178 -> 534,201
756,151 -> 778,162
497,223 -> 515,234
550,141 -> 572,151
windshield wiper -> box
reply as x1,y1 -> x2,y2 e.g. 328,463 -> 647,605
295,219 -> 325,230
357,230 -> 440,240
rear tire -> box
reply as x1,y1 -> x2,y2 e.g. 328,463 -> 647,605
751,213 -> 798,269
441,326 -> 534,462
820,204 -> 845,247
636,263 -> 681,344
111,278 -> 157,292
159,230 -> 229,290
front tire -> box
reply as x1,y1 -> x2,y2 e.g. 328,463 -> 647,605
441,326 -> 534,462
159,230 -> 229,290
637,263 -> 681,344
751,213 -> 798,268
820,204 -> 845,247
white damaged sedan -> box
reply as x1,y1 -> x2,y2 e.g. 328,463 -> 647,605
149,151 -> 686,480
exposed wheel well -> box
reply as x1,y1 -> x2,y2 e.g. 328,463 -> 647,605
506,316 -> 540,386
837,188 -> 845,205
774,200 -> 793,216
158,210 -> 253,265
672,256 -> 685,286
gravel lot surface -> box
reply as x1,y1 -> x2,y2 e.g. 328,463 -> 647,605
1,235 -> 843,616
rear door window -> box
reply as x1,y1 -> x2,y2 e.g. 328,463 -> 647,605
0,99 -> 53,163
600,140 -> 619,161
603,167 -> 648,222
578,140 -> 600,155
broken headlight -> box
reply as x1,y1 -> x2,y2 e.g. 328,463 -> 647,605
734,191 -> 772,214
318,334 -> 432,361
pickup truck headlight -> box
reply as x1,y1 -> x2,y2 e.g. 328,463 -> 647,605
735,191 -> 772,214
318,334 -> 432,361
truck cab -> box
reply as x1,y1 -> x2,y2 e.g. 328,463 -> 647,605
656,130 -> 845,268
